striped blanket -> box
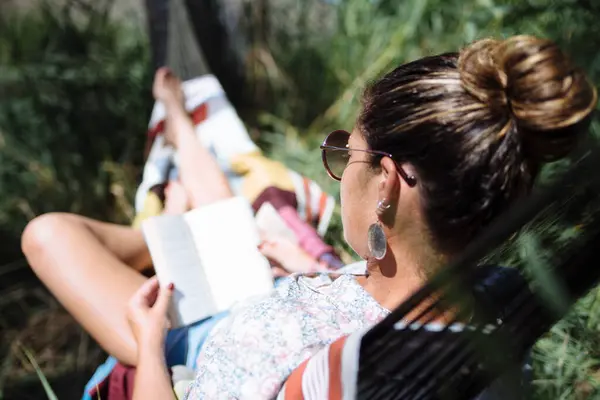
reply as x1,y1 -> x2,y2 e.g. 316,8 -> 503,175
135,75 -> 335,237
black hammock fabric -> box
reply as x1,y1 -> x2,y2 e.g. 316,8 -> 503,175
354,143 -> 600,400
354,265 -> 532,400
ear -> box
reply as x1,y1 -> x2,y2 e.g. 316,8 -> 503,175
378,157 -> 401,211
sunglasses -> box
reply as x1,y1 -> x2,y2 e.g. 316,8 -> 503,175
320,129 -> 417,186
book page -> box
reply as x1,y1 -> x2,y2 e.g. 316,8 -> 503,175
255,202 -> 298,244
185,197 -> 274,311
142,214 -> 217,328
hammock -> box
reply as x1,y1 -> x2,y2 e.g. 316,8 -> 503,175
145,0 -> 246,104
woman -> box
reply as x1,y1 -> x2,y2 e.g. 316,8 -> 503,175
24,35 -> 596,399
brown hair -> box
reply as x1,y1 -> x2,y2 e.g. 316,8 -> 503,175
359,35 -> 597,254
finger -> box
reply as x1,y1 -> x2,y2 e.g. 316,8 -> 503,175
258,241 -> 282,268
129,276 -> 160,309
258,240 -> 277,258
153,282 -> 175,317
271,266 -> 289,278
317,260 -> 329,271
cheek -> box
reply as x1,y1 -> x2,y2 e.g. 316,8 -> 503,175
340,170 -> 375,256
340,169 -> 358,226
340,180 -> 352,234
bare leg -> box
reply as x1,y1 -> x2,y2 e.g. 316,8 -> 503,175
153,68 -> 233,208
22,70 -> 236,367
22,213 -> 149,365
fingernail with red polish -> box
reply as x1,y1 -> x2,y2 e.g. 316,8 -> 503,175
168,283 -> 175,291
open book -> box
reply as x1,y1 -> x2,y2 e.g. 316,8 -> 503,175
142,197 -> 275,328
254,202 -> 298,244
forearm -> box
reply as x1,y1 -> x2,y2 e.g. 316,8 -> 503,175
166,105 -> 233,208
133,350 -> 175,400
277,206 -> 342,267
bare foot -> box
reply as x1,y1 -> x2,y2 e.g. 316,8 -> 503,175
152,68 -> 186,147
152,67 -> 184,107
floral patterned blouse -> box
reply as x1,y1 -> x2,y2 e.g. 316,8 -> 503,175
184,271 -> 389,399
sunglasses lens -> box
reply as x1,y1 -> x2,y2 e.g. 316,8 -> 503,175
323,130 -> 350,180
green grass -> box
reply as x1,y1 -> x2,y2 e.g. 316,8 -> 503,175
20,346 -> 58,400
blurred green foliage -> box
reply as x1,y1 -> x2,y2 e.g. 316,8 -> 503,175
1,0 -> 600,398
0,1 -> 152,235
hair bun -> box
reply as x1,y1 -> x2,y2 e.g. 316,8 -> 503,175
459,35 -> 597,162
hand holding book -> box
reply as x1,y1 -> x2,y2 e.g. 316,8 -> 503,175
142,197 -> 274,328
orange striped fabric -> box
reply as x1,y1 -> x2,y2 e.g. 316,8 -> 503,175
278,336 -> 351,400
283,358 -> 309,399
318,192 -> 329,224
303,177 -> 313,224
328,337 -> 347,400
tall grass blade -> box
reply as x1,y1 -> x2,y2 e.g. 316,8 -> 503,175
20,345 -> 58,400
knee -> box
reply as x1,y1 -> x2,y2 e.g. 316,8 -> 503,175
21,213 -> 73,264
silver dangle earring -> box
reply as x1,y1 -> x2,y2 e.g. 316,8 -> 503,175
368,200 -> 390,260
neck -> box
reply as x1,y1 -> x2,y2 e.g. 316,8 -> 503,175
360,233 -> 442,311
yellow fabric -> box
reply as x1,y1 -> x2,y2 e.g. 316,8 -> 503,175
131,191 -> 164,229
230,151 -> 295,204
